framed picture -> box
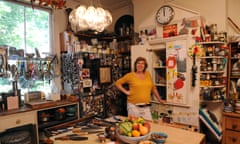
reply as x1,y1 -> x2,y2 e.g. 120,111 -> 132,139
0,47 -> 7,76
163,24 -> 178,38
99,67 -> 111,84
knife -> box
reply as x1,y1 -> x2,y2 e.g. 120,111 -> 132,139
72,128 -> 104,134
55,136 -> 88,141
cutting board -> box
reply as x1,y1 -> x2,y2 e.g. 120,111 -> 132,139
27,100 -> 76,109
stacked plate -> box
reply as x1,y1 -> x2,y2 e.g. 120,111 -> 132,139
235,101 -> 240,113
224,105 -> 233,112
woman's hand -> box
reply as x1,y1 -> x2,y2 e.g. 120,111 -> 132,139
125,91 -> 130,96
158,99 -> 166,104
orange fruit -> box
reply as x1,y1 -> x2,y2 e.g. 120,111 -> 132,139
132,130 -> 141,137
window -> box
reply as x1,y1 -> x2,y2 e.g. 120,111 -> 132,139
0,1 -> 53,101
0,1 -> 52,54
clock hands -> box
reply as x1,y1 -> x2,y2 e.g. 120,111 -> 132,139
163,7 -> 165,16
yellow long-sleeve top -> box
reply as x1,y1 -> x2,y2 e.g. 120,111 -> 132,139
115,71 -> 154,104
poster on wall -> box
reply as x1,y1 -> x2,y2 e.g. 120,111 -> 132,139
166,40 -> 188,105
163,24 -> 178,38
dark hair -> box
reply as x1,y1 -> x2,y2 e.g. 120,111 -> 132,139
134,57 -> 148,72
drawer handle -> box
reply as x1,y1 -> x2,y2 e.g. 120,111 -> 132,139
232,124 -> 238,130
231,137 -> 237,142
16,119 -> 21,124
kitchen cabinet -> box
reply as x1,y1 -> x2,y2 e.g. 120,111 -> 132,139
0,100 -> 79,144
132,35 -> 200,128
149,35 -> 196,106
199,41 -> 228,102
227,41 -> 240,101
0,110 -> 36,132
37,101 -> 79,143
148,40 -> 167,102
222,112 -> 240,144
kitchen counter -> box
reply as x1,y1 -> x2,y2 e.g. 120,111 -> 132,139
51,121 -> 205,144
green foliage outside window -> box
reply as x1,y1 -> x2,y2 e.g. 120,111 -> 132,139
0,1 -> 52,99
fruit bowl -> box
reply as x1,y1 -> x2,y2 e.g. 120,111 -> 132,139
116,128 -> 150,144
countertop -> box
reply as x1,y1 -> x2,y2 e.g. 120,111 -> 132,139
51,119 -> 205,144
0,100 -> 77,116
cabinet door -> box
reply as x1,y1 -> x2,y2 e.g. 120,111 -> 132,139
0,111 -> 36,131
131,45 -> 152,72
225,130 -> 240,144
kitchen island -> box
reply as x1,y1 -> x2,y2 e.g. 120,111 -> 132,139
51,120 -> 205,144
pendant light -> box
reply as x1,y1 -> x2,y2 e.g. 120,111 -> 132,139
69,0 -> 112,33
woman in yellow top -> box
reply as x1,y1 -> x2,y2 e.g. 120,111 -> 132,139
115,57 -> 165,120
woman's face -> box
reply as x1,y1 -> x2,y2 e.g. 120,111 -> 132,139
136,60 -> 145,72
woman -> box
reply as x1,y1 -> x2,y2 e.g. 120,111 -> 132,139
115,56 -> 165,120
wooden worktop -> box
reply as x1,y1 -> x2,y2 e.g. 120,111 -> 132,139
0,100 -> 77,116
51,121 -> 206,144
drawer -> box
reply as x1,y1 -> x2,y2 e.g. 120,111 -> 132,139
225,130 -> 240,144
226,117 -> 240,131
0,111 -> 36,131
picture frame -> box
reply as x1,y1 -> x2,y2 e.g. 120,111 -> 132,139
0,47 -> 7,76
99,67 -> 111,84
163,24 -> 178,38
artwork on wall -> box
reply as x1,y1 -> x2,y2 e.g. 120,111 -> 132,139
99,67 -> 111,84
163,24 -> 178,38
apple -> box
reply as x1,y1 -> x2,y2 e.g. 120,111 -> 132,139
132,122 -> 139,130
129,115 -> 136,122
144,122 -> 151,130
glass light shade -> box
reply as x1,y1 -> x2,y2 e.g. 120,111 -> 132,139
76,5 -> 88,31
69,3 -> 112,32
84,6 -> 97,28
104,10 -> 112,27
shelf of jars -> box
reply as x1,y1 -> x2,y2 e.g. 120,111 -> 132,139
228,42 -> 240,101
199,41 -> 228,102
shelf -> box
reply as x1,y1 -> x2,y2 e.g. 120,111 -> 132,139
200,100 -> 223,103
155,83 -> 166,86
199,41 -> 227,102
153,66 -> 166,69
200,85 -> 225,88
230,75 -> 240,78
200,56 -> 225,59
200,71 -> 225,73
38,116 -> 78,130
199,41 -> 225,45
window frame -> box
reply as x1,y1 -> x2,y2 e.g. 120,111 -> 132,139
4,0 -> 54,54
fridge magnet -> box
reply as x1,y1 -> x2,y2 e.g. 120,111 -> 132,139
166,56 -> 177,69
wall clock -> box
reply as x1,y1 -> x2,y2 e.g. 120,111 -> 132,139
156,5 -> 175,25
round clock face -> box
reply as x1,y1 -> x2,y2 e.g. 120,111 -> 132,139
156,5 -> 175,25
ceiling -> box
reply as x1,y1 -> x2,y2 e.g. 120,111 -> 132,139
73,0 -> 133,12
15,0 -> 133,11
